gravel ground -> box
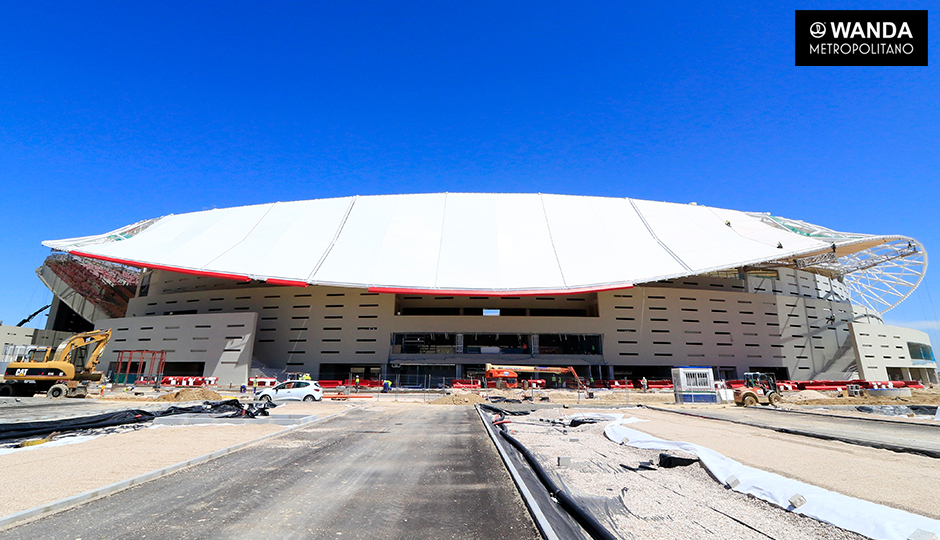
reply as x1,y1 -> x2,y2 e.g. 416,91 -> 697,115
502,408 -> 866,540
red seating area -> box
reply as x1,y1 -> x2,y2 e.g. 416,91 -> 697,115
45,254 -> 139,319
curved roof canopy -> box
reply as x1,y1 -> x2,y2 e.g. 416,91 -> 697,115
43,193 -> 926,312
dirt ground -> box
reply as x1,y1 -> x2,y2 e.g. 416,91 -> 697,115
781,386 -> 940,406
0,401 -> 358,518
154,388 -> 223,402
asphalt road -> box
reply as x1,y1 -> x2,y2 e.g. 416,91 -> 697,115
654,406 -> 940,457
2,405 -> 541,540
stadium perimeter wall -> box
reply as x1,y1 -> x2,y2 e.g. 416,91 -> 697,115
79,265 -> 935,384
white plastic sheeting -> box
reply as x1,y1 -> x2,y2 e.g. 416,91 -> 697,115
0,435 -> 99,456
604,420 -> 940,540
42,193 -> 899,294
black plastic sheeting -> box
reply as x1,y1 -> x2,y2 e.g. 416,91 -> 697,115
0,400 -> 271,442
0,409 -> 157,442
498,428 -> 618,540
568,418 -> 600,428
657,452 -> 699,468
483,406 -> 618,540
479,403 -> 532,417
488,396 -> 524,404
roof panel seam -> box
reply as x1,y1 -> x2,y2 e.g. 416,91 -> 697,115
628,198 -> 693,273
539,193 -> 568,288
202,203 -> 277,271
307,196 -> 358,283
433,193 -> 448,288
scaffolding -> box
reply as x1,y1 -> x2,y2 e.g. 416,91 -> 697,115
114,350 -> 166,386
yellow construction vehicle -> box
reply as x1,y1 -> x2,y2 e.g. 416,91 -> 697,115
483,363 -> 588,392
733,372 -> 781,407
0,329 -> 112,399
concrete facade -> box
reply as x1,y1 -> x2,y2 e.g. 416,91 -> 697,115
850,322 -> 938,383
1,325 -> 36,350
94,312 -> 257,387
90,266 -> 936,384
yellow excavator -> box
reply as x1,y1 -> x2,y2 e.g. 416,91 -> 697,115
0,329 -> 112,399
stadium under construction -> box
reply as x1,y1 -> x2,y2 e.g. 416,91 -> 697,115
5,193 -> 935,387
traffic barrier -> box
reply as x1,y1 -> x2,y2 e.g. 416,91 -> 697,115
609,380 -> 633,389
248,377 -> 277,388
450,379 -> 482,389
160,376 -> 218,387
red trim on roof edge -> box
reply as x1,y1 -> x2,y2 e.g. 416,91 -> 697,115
67,250 -> 632,293
367,284 -> 634,297
266,278 -> 308,287
70,251 -> 251,282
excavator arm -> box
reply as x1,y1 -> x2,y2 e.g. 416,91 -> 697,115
53,329 -> 112,374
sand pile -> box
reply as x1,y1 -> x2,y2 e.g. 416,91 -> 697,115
155,388 -> 223,402
429,393 -> 486,405
785,389 -> 831,402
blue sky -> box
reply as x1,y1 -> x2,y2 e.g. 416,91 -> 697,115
1,2 -> 937,345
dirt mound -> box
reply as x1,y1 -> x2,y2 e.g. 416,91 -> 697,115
784,390 -> 831,402
430,393 -> 487,405
155,388 -> 223,402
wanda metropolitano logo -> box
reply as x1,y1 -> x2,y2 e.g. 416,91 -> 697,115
795,10 -> 928,66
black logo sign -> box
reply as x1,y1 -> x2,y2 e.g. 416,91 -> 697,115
795,10 -> 928,66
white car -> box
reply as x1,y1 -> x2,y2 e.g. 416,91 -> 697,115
258,380 -> 323,402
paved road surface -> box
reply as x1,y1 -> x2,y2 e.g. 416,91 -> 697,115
2,405 -> 540,539
653,406 -> 940,457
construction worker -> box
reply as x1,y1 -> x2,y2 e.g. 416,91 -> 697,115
641,377 -> 648,392
382,380 -> 391,393
354,375 -> 360,392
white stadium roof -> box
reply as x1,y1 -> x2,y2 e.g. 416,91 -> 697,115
43,193 -> 926,313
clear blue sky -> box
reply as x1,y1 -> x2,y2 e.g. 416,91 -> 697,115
1,2 -> 937,345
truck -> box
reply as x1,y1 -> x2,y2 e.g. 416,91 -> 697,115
0,329 -> 112,398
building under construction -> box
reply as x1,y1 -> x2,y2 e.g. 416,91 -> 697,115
17,193 -> 935,387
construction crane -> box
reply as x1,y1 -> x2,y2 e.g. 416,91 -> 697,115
484,363 -> 588,392
0,329 -> 112,398
16,304 -> 51,327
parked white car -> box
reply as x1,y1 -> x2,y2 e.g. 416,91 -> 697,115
258,380 -> 323,402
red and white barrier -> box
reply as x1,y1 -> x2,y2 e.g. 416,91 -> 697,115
160,376 -> 218,387
248,377 -> 278,387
